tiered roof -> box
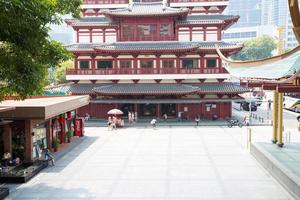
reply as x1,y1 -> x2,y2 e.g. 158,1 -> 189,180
102,2 -> 189,18
46,83 -> 250,95
67,41 -> 243,54
66,14 -> 239,29
65,17 -> 117,28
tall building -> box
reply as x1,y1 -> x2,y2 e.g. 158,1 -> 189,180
225,0 -> 261,28
261,0 -> 297,49
49,0 -> 250,119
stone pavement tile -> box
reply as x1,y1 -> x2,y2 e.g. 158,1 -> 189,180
170,165 -> 217,180
216,165 -> 271,180
207,146 -> 247,156
171,147 -> 206,155
169,180 -> 225,198
133,146 -> 169,155
111,180 -> 166,198
120,165 -> 167,180
223,180 -> 292,200
170,155 -> 211,166
74,165 -> 122,180
86,155 -> 128,166
211,155 -> 258,166
127,155 -> 168,166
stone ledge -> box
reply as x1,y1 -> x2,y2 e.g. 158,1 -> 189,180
250,143 -> 300,200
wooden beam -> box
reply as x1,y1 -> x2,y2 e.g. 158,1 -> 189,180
277,86 -> 300,93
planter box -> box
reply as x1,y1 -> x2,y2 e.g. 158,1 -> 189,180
0,161 -> 48,183
0,188 -> 9,200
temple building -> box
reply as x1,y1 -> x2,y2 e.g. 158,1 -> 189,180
49,0 -> 250,119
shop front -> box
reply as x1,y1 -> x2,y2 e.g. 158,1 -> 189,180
0,96 -> 90,162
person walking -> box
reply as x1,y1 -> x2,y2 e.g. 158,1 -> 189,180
195,115 -> 200,126
134,112 -> 138,123
177,112 -> 182,122
163,113 -> 168,122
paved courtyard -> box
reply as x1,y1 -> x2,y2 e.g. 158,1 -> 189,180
7,126 -> 294,200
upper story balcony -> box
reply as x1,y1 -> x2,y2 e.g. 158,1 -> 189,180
66,67 -> 227,75
84,0 -> 129,4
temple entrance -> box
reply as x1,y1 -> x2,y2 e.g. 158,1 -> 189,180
139,104 -> 156,117
120,104 -> 134,116
161,104 -> 176,117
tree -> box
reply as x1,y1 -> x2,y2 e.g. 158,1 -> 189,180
231,35 -> 277,61
54,60 -> 73,84
0,0 -> 82,100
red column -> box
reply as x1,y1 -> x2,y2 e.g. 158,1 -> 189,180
203,27 -> 207,41
189,27 -> 192,41
133,55 -> 138,74
156,55 -> 160,73
25,120 -> 33,161
175,27 -> 179,40
89,29 -> 93,43
3,124 -> 12,156
156,104 -> 161,118
176,55 -> 180,73
103,28 -> 106,43
74,57 -> 78,70
113,56 -> 118,69
217,27 -> 221,41
91,56 -> 96,73
218,58 -> 222,73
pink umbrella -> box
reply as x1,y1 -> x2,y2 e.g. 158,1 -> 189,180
107,109 -> 123,115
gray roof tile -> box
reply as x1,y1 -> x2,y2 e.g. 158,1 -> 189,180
66,41 -> 242,51
46,83 -> 250,95
103,2 -> 189,17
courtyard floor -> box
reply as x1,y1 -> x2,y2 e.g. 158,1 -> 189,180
6,126 -> 295,200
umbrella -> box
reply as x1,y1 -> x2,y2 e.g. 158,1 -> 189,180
107,109 -> 123,115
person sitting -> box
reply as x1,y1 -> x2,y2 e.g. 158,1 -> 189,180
44,148 -> 55,166
2,152 -> 11,167
9,157 -> 21,166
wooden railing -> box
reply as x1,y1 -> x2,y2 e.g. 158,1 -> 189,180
84,0 -> 129,4
66,68 -> 227,75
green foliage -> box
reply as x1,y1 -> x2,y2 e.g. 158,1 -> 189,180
55,60 -> 74,84
0,0 -> 81,100
52,137 -> 59,148
231,35 -> 277,61
66,130 -> 73,138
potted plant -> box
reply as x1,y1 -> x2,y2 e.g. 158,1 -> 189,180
52,138 -> 59,152
66,130 -> 73,143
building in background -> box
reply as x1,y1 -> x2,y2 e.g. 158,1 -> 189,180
225,0 -> 261,28
261,0 -> 297,49
224,0 -> 297,49
222,25 -> 278,43
48,0 -> 250,120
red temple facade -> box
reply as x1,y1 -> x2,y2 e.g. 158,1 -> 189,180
51,0 -> 251,119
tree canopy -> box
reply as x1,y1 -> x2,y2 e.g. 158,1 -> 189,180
231,35 -> 277,61
0,0 -> 82,100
